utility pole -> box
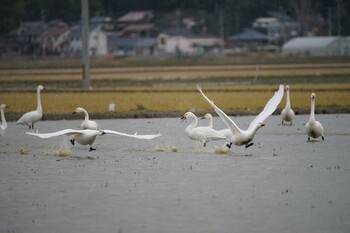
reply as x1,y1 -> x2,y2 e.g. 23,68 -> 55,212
82,0 -> 90,89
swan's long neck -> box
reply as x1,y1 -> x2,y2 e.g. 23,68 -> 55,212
208,116 -> 213,128
309,98 -> 315,122
82,109 -> 89,121
186,116 -> 198,131
36,88 -> 42,113
249,124 -> 261,138
285,89 -> 291,109
1,108 -> 7,128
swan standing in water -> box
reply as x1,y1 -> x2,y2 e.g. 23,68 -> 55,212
26,129 -> 161,152
71,107 -> 98,145
73,107 -> 98,130
181,112 -> 226,147
305,93 -> 324,141
197,84 -> 284,148
16,85 -> 44,129
0,104 -> 8,136
202,113 -> 232,144
281,85 -> 295,125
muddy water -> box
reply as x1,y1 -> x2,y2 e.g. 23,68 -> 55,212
1,114 -> 349,233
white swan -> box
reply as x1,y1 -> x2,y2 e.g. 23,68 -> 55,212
281,85 -> 295,125
16,85 -> 44,129
26,129 -> 162,152
201,113 -> 213,128
71,107 -> 98,145
73,107 -> 98,130
181,112 -> 226,147
202,112 -> 233,142
0,104 -> 8,136
305,93 -> 324,141
197,84 -> 284,148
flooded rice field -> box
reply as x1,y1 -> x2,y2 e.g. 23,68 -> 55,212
1,114 -> 350,233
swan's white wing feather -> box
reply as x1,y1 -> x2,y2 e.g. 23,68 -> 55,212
248,84 -> 284,131
104,130 -> 162,140
196,84 -> 242,134
26,129 -> 84,139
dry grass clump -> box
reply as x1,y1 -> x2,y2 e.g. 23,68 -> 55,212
214,146 -> 231,154
16,146 -> 30,155
155,144 -> 178,152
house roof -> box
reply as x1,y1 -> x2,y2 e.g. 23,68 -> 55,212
117,11 -> 152,23
228,28 -> 268,41
283,36 -> 339,50
18,21 -> 47,36
267,11 -> 293,22
69,23 -> 103,37
123,24 -> 156,32
39,22 -> 69,38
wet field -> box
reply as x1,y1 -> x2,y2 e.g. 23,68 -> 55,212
1,114 -> 350,233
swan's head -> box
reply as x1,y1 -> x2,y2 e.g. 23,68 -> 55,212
181,112 -> 195,121
73,107 -> 84,114
257,122 -> 265,128
311,93 -> 316,100
38,85 -> 44,91
201,113 -> 212,120
0,104 -> 8,109
98,130 -> 106,136
286,85 -> 290,91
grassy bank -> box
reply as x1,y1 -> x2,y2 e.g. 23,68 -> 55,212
1,84 -> 349,119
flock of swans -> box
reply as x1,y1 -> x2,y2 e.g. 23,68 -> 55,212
182,84 -> 324,148
0,84 -> 324,152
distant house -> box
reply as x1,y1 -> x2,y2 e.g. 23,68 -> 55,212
121,23 -> 158,38
158,27 -> 224,55
117,11 -> 156,38
117,11 -> 153,26
68,20 -> 109,56
108,34 -> 157,56
252,11 -> 300,45
37,20 -> 70,56
7,21 -> 47,56
227,28 -> 269,51
282,36 -> 350,56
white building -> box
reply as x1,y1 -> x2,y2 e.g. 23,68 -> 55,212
68,22 -> 109,56
158,28 -> 224,55
282,36 -> 350,56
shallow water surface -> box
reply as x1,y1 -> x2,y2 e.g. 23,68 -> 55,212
0,114 -> 350,233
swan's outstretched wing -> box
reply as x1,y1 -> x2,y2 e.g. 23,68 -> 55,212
104,130 -> 162,140
196,84 -> 242,135
26,129 -> 84,139
247,84 -> 284,131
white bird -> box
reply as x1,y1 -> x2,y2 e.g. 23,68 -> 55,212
201,113 -> 214,128
305,93 -> 324,141
281,85 -> 295,125
0,104 -> 8,136
16,85 -> 44,129
197,84 -> 284,148
202,113 -> 233,142
26,129 -> 162,152
181,112 -> 226,147
73,107 -> 98,130
71,107 -> 98,145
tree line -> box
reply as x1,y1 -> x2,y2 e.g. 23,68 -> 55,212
1,0 -> 348,37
